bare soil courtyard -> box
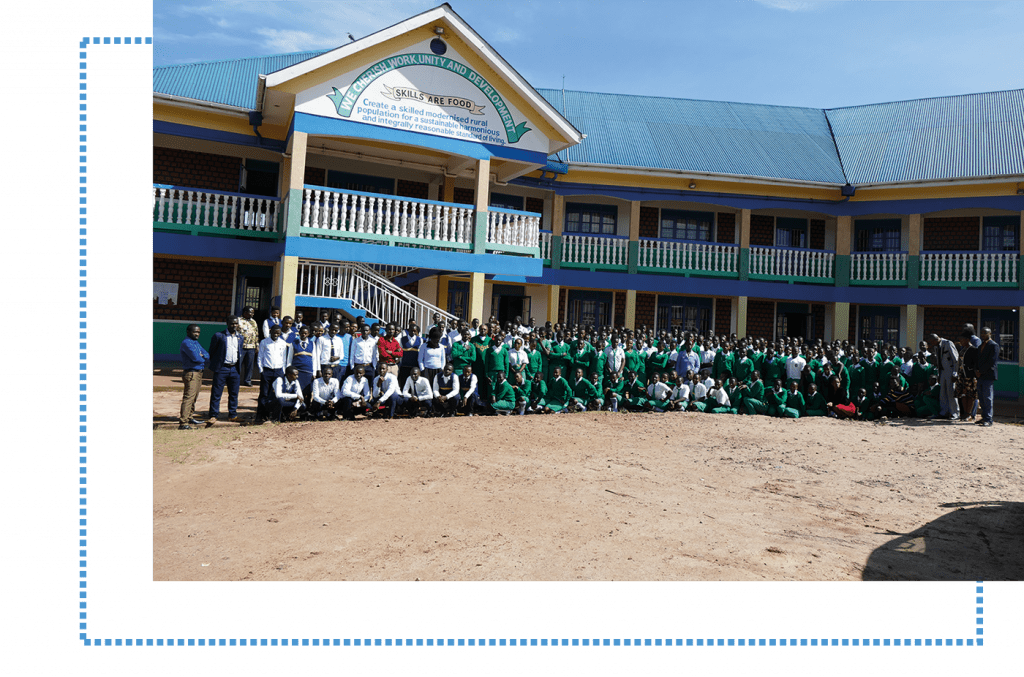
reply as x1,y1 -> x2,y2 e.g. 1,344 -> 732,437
153,375 -> 1024,581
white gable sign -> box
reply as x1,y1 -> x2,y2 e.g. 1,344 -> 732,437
294,40 -> 551,154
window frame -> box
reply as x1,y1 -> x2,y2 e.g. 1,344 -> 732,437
774,217 -> 809,249
565,202 -> 618,236
982,216 -> 1020,252
658,209 -> 715,242
854,219 -> 902,253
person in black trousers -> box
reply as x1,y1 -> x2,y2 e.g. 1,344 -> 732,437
975,327 -> 999,427
207,316 -> 242,424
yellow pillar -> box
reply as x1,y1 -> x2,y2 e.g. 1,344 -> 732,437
904,304 -> 920,348
737,208 -> 753,247
907,214 -> 922,255
442,178 -> 455,204
474,159 -> 490,211
834,301 -> 850,343
736,296 -> 748,338
277,255 -> 299,318
552,194 -> 565,236
437,276 -> 449,314
546,284 -> 560,324
283,131 -> 308,192
836,215 -> 852,256
625,289 -> 637,330
469,272 -> 486,323
629,201 -> 641,241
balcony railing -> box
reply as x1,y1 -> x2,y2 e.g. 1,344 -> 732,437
539,230 -> 553,262
153,185 -> 280,236
749,246 -> 834,283
561,234 -> 629,270
920,251 -> 1019,287
638,239 -> 738,276
302,186 -> 474,249
486,207 -> 541,253
850,251 -> 908,285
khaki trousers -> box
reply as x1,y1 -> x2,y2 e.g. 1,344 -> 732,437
179,370 -> 203,424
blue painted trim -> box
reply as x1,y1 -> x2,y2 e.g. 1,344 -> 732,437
528,268 -> 1024,306
293,112 -> 549,165
284,236 -> 542,277
154,231 -> 284,261
155,184 -> 280,202
563,231 -> 629,240
302,184 -> 474,210
921,249 -> 1017,256
488,205 -> 542,217
153,120 -> 286,152
750,244 -> 832,253
515,177 -> 1024,216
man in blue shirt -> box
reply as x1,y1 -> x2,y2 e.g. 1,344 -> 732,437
179,324 -> 210,430
208,316 -> 243,425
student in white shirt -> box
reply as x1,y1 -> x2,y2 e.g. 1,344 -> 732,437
785,347 -> 806,386
370,362 -> 401,420
605,336 -> 626,380
350,323 -> 378,373
255,325 -> 290,423
262,306 -> 281,340
309,365 -> 341,420
273,367 -> 306,422
401,366 -> 434,418
459,365 -> 481,416
340,364 -> 371,420
647,372 -> 674,412
417,328 -> 447,383
432,362 -> 461,417
317,323 -> 345,380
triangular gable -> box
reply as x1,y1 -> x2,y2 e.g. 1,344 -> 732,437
262,3 -> 582,159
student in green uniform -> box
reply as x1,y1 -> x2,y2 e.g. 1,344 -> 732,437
854,387 -> 871,420
525,337 -> 544,382
570,337 -> 594,386
450,327 -> 477,376
526,370 -> 548,414
741,371 -> 767,415
804,382 -> 827,416
490,370 -> 517,415
725,377 -> 744,414
470,323 -> 492,399
782,380 -> 806,418
484,336 -> 509,396
646,342 -> 672,385
547,332 -> 572,383
765,378 -> 788,417
592,338 -> 608,391
621,370 -> 650,411
604,371 -> 627,412
569,367 -> 601,412
543,366 -> 574,414
511,371 -> 530,415
624,339 -> 647,385
914,374 -> 941,418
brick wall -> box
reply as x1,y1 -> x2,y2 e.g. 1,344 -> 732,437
716,212 -> 736,243
639,206 -> 660,239
747,300 -> 775,340
153,257 -> 234,322
714,297 -> 732,335
454,187 -> 475,205
750,215 -> 775,246
924,306 -> 977,342
401,280 -> 419,297
154,147 -> 240,193
304,166 -> 326,186
811,304 -> 825,342
848,304 -> 857,343
396,179 -> 429,200
614,291 -> 626,328
526,197 -> 545,230
810,219 -> 825,250
923,217 -> 980,251
635,293 -> 656,330
558,287 -> 567,324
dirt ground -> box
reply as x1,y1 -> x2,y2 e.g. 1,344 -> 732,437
153,369 -> 1024,581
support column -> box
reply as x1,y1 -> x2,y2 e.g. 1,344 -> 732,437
282,132 -> 308,238
834,301 -> 850,344
547,284 -> 560,324
469,272 -> 486,323
624,289 -> 637,330
904,304 -> 922,348
736,296 -> 748,339
835,215 -> 852,287
472,158 -> 491,254
627,201 -> 641,274
737,209 -> 751,281
442,178 -> 455,204
436,276 -> 449,314
550,194 -> 565,269
907,213 -> 921,288
277,255 -> 299,318
824,302 -> 835,342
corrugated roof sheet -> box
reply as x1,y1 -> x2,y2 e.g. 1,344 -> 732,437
153,50 -> 330,109
826,89 -> 1024,184
537,89 -> 848,184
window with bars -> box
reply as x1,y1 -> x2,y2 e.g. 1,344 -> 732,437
659,209 -> 713,241
775,217 -> 808,248
490,193 -> 524,211
326,170 -> 394,195
982,216 -> 1020,251
855,219 -> 902,252
981,311 -> 1019,363
859,310 -> 900,345
565,203 -> 617,235
657,305 -> 710,334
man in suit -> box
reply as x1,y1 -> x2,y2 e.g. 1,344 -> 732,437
207,316 -> 243,425
926,333 -> 959,420
975,327 -> 999,427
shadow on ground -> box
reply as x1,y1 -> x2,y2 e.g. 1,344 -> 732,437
863,501 -> 1024,580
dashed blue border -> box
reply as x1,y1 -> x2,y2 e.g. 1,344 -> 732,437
81,35 -> 985,648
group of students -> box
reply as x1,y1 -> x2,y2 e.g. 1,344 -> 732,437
178,306 -> 1000,427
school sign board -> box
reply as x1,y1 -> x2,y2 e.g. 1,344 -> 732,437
294,39 -> 552,155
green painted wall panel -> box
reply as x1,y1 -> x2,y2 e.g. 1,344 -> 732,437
154,321 -> 223,358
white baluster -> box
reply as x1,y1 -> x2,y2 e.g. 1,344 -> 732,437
309,190 -> 321,230
301,189 -> 311,227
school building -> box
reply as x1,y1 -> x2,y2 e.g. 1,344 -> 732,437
152,3 -> 1024,398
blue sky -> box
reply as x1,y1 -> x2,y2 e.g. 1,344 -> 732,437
154,0 -> 1024,109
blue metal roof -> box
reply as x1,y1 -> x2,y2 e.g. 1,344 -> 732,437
826,89 -> 1024,184
537,89 -> 848,184
153,50 -> 330,109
